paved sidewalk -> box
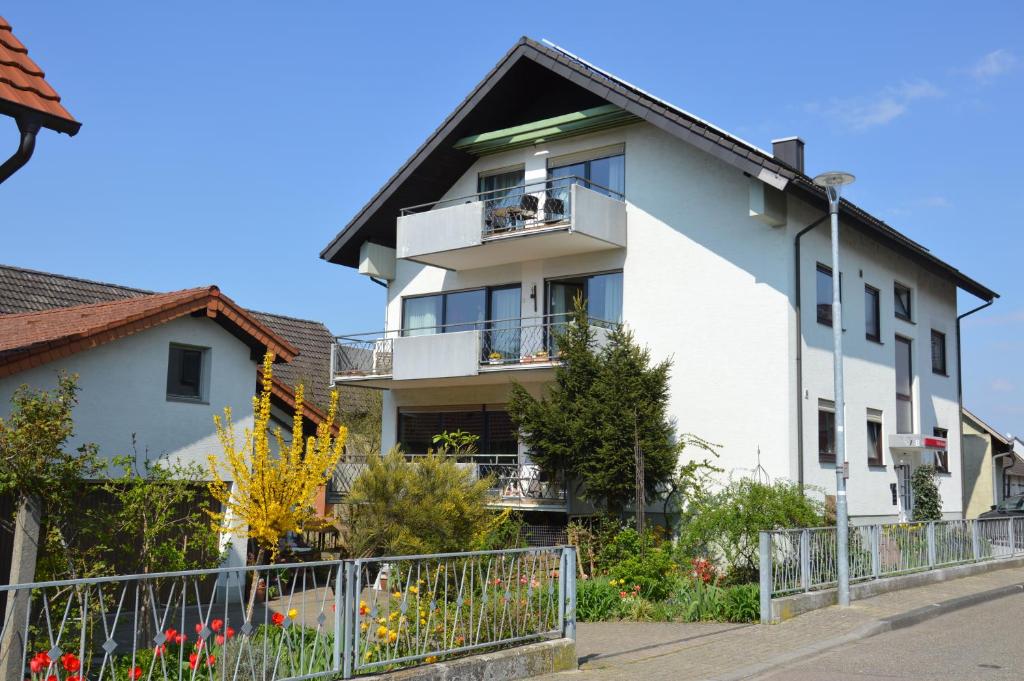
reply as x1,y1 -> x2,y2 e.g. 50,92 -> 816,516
541,564 -> 1024,681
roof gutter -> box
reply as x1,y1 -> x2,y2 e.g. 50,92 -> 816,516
794,213 -> 829,489
0,117 -> 40,185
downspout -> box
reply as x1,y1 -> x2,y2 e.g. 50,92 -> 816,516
794,214 -> 829,488
0,117 -> 41,185
956,298 -> 995,514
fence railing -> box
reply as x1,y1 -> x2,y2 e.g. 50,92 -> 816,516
0,547 -> 576,681
759,517 -> 1022,623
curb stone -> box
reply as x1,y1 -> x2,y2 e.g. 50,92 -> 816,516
711,582 -> 1024,681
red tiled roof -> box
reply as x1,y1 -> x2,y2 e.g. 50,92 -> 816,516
0,286 -> 298,379
0,15 -> 79,135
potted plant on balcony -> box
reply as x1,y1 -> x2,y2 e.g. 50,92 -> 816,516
488,351 -> 503,365
533,350 -> 549,362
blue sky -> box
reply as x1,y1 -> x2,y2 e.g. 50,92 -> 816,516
2,3 -> 1022,435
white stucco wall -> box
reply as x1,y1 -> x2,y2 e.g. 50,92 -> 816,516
376,120 -> 968,521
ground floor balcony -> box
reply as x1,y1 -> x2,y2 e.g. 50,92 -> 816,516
330,314 -> 612,388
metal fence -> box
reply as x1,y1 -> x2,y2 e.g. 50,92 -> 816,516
759,517 -> 1022,622
0,547 -> 576,681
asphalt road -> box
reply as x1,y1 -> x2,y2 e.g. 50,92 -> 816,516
751,592 -> 1024,680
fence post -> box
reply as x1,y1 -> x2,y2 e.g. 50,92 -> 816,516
342,561 -> 355,679
565,546 -> 577,641
927,522 -> 936,567
333,560 -> 344,673
759,532 -> 772,625
870,524 -> 880,579
799,529 -> 810,592
1011,517 -> 1017,556
972,521 -> 981,561
557,548 -> 567,637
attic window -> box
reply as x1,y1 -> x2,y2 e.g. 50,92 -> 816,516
167,344 -> 208,402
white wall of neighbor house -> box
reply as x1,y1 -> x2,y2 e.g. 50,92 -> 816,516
380,119 -> 968,521
0,315 -> 258,569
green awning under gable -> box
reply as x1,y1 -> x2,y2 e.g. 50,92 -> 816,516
453,104 -> 638,156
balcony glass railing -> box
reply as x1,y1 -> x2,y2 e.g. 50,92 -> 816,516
399,176 -> 624,238
331,313 -> 616,379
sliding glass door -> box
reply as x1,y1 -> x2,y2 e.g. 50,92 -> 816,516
485,286 -> 522,361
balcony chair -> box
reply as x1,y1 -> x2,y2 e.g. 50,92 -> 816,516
543,196 -> 566,222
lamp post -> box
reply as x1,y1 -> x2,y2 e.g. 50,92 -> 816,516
814,170 -> 856,607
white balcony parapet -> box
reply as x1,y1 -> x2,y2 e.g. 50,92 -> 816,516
396,176 -> 626,270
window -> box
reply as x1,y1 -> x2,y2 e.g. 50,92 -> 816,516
867,409 -> 884,466
895,336 -> 913,433
402,286 -> 518,337
894,283 -> 912,321
931,330 -> 947,375
548,153 -> 625,198
546,271 -> 623,324
166,344 -> 206,401
816,264 -> 833,326
478,167 -> 525,212
865,285 -> 881,342
397,409 -> 518,458
818,400 -> 836,463
933,427 -> 949,473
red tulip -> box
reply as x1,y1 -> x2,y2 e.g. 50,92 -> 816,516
66,676 -> 82,681
29,655 -> 47,674
210,618 -> 223,633
129,666 -> 142,680
271,612 -> 285,627
194,623 -> 203,634
215,635 -> 225,646
206,655 -> 216,667
153,644 -> 166,657
174,634 -> 186,645
188,652 -> 199,670
164,628 -> 176,641
226,627 -> 236,639
46,675 -> 58,681
61,653 -> 81,673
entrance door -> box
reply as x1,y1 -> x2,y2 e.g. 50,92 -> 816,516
896,464 -> 913,521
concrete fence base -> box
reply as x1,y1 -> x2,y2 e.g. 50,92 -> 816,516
767,556 -> 1024,623
351,638 -> 577,680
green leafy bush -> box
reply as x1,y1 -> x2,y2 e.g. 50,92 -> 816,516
679,479 -> 824,583
576,578 -> 621,622
609,549 -> 676,601
912,465 -> 942,521
721,583 -> 760,622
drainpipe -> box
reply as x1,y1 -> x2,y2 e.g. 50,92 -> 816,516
0,117 -> 41,185
794,214 -> 829,488
956,298 -> 994,515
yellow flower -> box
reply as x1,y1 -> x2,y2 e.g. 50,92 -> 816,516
376,625 -> 388,638
288,608 -> 298,620
420,618 -> 427,626
425,656 -> 438,664
408,585 -> 418,594
388,630 -> 398,643
364,650 -> 373,661
389,611 -> 398,621
360,622 -> 368,632
392,590 -> 401,599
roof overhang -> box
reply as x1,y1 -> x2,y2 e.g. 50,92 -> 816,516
321,37 -> 996,302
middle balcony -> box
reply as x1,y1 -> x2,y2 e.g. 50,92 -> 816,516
331,314 -> 613,388
396,176 -> 627,270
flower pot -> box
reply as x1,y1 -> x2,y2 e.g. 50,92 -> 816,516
488,358 -> 502,365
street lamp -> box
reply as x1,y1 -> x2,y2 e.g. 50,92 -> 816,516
814,170 -> 856,607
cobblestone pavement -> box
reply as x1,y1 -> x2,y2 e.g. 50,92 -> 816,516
540,565 -> 1024,681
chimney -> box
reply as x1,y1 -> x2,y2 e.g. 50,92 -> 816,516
772,137 -> 805,174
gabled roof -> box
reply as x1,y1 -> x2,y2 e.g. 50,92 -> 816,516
0,286 -> 298,379
0,16 -> 79,135
320,36 -> 996,302
963,407 -> 1012,447
0,264 -> 374,414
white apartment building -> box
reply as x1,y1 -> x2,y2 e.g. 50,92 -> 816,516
321,38 -> 997,526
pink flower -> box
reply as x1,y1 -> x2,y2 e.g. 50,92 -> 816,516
619,591 -> 628,599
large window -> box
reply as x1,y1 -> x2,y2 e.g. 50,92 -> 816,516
547,271 -> 623,324
867,409 -> 884,466
548,153 -> 625,198
894,283 -> 913,321
402,286 -> 519,336
933,427 -> 949,473
166,344 -> 207,401
865,285 -> 881,342
478,167 -> 525,208
397,409 -> 517,458
895,336 -> 914,433
819,400 -> 836,463
931,330 -> 947,375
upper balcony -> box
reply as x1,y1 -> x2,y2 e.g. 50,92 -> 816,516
331,313 -> 613,388
396,177 -> 627,270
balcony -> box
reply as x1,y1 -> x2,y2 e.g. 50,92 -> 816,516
331,314 -> 613,387
396,177 -> 626,270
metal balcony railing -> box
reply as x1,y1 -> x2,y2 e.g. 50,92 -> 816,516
477,463 -> 567,503
399,176 -> 624,238
331,313 -> 617,380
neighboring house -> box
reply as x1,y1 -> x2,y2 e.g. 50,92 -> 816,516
0,15 -> 80,183
321,38 -> 998,527
961,408 -> 1017,517
0,286 -> 298,577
